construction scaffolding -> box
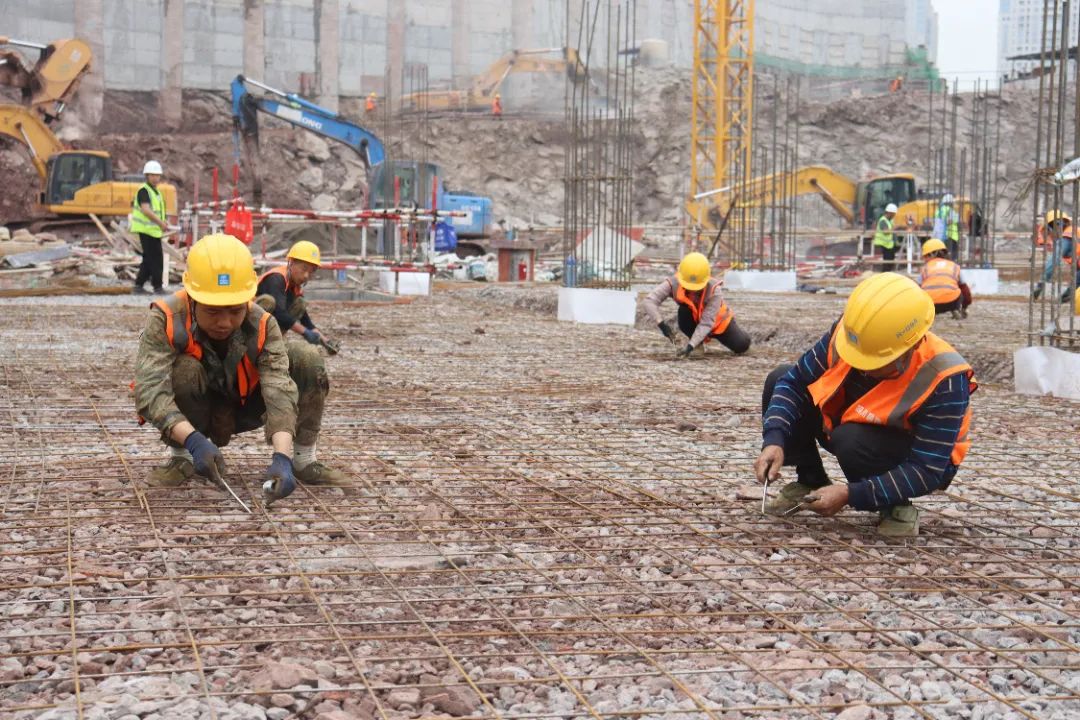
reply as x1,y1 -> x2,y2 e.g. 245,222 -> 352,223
561,0 -> 638,290
1027,0 -> 1079,348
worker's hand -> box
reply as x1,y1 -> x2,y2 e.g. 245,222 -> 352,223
754,445 -> 785,484
302,328 -> 322,345
804,484 -> 849,517
675,343 -> 694,359
657,321 -> 676,344
183,431 -> 225,479
262,452 -> 297,506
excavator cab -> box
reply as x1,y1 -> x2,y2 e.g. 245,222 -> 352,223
43,151 -> 111,203
855,175 -> 916,228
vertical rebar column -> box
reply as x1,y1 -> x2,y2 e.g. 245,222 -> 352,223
562,0 -> 637,290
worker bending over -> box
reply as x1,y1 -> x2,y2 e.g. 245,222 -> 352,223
256,240 -> 334,348
755,273 -> 976,537
134,234 -> 344,501
920,238 -> 971,318
872,203 -> 899,270
642,252 -> 751,358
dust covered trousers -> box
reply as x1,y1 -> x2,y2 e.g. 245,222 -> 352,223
642,275 -> 751,353
133,294 -> 328,447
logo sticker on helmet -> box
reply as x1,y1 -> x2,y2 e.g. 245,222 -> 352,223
217,273 -> 231,286
846,330 -> 859,345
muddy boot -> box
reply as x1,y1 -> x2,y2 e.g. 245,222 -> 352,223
960,307 -> 968,319
950,310 -> 960,320
763,481 -> 820,516
877,504 -> 920,537
147,457 -> 195,487
295,462 -> 347,485
1032,282 -> 1045,300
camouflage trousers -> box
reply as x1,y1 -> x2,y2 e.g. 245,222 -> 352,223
170,341 -> 328,447
255,294 -> 307,325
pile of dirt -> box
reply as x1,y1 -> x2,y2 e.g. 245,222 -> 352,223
0,70 -> 1056,232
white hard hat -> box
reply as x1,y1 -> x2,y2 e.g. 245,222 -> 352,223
885,203 -> 898,213
143,160 -> 163,175
941,193 -> 954,204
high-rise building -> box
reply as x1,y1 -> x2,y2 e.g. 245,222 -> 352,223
998,0 -> 1079,81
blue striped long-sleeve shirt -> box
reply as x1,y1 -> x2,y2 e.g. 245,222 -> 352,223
763,322 -> 971,511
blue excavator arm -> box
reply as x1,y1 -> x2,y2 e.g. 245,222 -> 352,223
230,74 -> 385,204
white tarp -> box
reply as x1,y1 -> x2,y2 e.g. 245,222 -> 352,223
1014,345 -> 1080,400
557,287 -> 637,326
574,225 -> 646,280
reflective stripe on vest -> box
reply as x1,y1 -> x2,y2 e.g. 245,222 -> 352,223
673,277 -> 733,336
258,265 -> 303,297
807,327 -> 977,467
151,290 -> 271,405
920,258 -> 962,304
873,215 -> 894,249
130,182 -> 166,238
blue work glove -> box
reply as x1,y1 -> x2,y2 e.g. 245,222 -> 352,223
183,431 -> 225,479
302,328 -> 321,345
262,452 -> 297,506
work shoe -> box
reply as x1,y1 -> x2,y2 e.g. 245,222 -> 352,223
146,457 -> 195,487
960,307 -> 968,319
763,481 -> 821,516
295,462 -> 347,485
132,285 -> 150,295
877,504 -> 920,537
1033,282 -> 1045,300
950,310 -> 961,320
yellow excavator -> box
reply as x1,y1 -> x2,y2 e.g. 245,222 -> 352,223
693,165 -> 983,240
401,47 -> 587,112
0,35 -> 177,220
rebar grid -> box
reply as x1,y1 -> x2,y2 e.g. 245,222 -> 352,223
1,289 -> 1079,720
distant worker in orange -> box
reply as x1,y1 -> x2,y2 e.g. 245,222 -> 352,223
365,92 -> 377,115
919,239 -> 971,319
492,93 -> 503,118
641,252 -> 752,358
889,75 -> 904,93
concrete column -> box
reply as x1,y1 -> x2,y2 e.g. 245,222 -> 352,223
243,0 -> 265,80
158,0 -> 184,127
386,0 -> 405,103
315,0 -> 340,111
451,0 -> 470,85
73,0 -> 105,128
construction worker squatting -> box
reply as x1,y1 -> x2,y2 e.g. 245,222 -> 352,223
642,252 -> 752,358
920,238 -> 972,318
256,240 -> 337,351
754,273 -> 976,537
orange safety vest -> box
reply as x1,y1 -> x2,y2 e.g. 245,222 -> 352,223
492,97 -> 502,116
1035,224 -> 1075,264
258,265 -> 304,297
152,290 -> 271,405
919,257 -> 962,304
673,277 -> 734,336
365,97 -> 376,112
808,327 -> 977,467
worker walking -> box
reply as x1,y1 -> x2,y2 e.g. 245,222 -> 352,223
492,93 -> 502,118
133,234 -> 344,501
131,160 -> 170,295
755,273 -> 976,537
1033,209 -> 1074,300
933,194 -> 961,259
872,203 -> 898,270
920,238 -> 972,318
256,240 -> 335,349
642,252 -> 751,358
365,92 -> 377,115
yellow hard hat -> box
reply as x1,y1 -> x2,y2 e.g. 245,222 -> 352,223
676,252 -> 711,291
287,240 -> 322,267
835,272 -> 934,371
921,238 -> 947,256
183,233 -> 258,306
1045,209 -> 1071,225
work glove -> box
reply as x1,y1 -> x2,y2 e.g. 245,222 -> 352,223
262,452 -> 297,506
657,321 -> 676,344
302,328 -> 321,345
184,431 -> 225,480
675,343 -> 694,359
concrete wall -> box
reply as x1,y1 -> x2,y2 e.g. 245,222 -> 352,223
1,0 -> 940,101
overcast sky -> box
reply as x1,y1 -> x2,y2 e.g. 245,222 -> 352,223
935,0 -> 1001,90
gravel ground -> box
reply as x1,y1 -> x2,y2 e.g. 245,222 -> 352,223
0,286 -> 1078,720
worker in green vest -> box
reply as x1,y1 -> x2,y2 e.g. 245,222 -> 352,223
131,159 -> 170,295
872,203 -> 898,271
934,194 -> 961,259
